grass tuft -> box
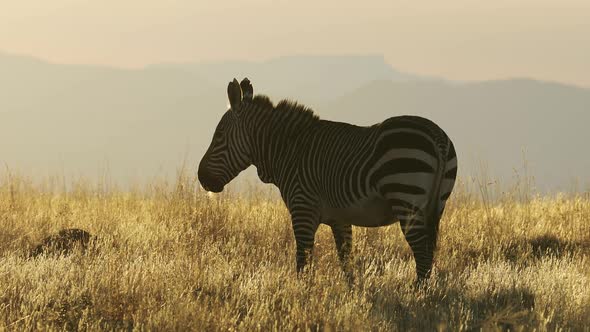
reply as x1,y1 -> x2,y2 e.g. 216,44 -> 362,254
0,174 -> 588,330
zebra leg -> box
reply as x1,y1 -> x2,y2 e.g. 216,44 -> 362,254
330,223 -> 354,284
290,209 -> 320,275
399,215 -> 437,283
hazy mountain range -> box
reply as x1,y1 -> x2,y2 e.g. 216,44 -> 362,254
1,52 -> 589,192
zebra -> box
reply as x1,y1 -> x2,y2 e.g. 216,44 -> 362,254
198,78 -> 457,283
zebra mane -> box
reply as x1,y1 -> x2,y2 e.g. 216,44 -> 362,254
248,95 -> 320,133
251,95 -> 274,109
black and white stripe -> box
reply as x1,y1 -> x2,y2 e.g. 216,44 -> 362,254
198,78 -> 458,283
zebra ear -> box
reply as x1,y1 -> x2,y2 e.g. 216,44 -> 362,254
240,78 -> 253,101
227,78 -> 243,111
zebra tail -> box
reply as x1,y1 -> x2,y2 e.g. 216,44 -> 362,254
426,137 -> 449,250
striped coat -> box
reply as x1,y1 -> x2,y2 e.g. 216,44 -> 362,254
199,78 -> 457,283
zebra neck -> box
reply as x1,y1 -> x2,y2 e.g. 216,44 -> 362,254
242,99 -> 318,187
247,123 -> 310,188
250,131 -> 299,187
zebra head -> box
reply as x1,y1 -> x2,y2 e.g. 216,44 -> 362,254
198,78 -> 253,193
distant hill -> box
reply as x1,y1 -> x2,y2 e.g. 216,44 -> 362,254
0,52 -> 220,183
151,55 -> 423,107
1,52 -> 589,191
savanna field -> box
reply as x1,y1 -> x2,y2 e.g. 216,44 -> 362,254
0,172 -> 589,331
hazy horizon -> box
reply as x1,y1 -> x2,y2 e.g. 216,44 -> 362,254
1,1 -> 589,88
2,2 -> 590,192
2,52 -> 590,192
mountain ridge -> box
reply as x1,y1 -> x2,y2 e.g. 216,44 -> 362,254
1,52 -> 589,191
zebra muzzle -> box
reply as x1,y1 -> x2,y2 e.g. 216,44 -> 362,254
198,171 -> 225,193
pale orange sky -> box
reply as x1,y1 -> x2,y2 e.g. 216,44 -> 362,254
1,0 -> 589,87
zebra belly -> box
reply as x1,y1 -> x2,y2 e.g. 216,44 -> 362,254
321,196 -> 396,227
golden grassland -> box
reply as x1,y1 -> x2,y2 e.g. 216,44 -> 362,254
0,172 -> 589,331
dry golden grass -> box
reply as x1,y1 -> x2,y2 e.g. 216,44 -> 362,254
0,172 -> 589,331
